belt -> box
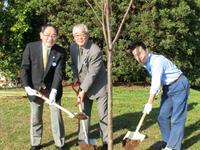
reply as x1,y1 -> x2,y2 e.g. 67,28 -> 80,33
167,74 -> 183,86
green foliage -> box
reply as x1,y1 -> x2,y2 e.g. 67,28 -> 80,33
1,0 -> 200,86
0,0 -> 29,79
112,39 -> 147,82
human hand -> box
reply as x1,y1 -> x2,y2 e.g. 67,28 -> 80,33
77,90 -> 85,103
49,89 -> 57,104
73,79 -> 80,87
25,86 -> 37,96
143,103 -> 152,114
72,80 -> 80,95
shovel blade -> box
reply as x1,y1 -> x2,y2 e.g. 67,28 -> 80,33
123,131 -> 145,141
74,112 -> 88,120
88,138 -> 96,145
78,138 -> 96,145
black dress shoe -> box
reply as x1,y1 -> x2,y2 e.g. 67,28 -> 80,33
30,145 -> 41,150
154,141 -> 167,149
56,146 -> 65,150
102,144 -> 108,150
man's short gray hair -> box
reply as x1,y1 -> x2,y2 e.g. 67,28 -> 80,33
72,24 -> 89,34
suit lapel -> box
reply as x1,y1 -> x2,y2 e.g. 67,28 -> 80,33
37,42 -> 44,73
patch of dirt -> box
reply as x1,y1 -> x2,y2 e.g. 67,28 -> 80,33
122,139 -> 140,150
79,144 -> 101,150
113,82 -> 150,89
62,80 -> 151,88
0,95 -> 26,99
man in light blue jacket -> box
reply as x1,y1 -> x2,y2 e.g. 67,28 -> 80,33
129,41 -> 190,150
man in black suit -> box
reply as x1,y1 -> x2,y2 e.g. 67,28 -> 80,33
21,24 -> 65,150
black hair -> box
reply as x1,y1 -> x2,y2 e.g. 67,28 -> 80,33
128,41 -> 147,53
41,23 -> 58,34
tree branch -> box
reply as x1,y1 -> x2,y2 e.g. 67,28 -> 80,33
105,0 -> 112,50
102,3 -> 108,47
85,0 -> 103,25
112,0 -> 135,45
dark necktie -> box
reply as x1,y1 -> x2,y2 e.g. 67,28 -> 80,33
79,48 -> 83,56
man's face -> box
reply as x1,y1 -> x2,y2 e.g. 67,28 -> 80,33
40,26 -> 57,48
73,28 -> 88,47
132,46 -> 148,64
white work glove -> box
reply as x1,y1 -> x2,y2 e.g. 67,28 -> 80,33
49,89 -> 57,104
143,103 -> 152,114
25,86 -> 37,96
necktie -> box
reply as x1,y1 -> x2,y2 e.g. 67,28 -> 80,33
79,48 -> 83,56
79,48 -> 83,63
43,48 -> 49,70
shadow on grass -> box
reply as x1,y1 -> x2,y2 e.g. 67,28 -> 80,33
41,102 -> 199,149
41,124 -> 100,149
146,121 -> 200,150
182,119 -> 200,149
146,102 -> 199,150
41,131 -> 78,149
112,106 -> 160,146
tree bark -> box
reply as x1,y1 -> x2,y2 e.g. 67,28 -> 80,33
85,1 -> 134,149
107,47 -> 113,150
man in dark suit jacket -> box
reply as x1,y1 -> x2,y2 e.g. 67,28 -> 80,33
70,24 -> 108,149
21,24 -> 65,150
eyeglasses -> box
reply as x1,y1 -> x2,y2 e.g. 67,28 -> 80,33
43,34 -> 57,39
73,33 -> 87,38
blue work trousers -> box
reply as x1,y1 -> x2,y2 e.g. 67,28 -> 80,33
158,75 -> 189,150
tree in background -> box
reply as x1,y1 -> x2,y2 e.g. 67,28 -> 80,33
1,0 -> 200,88
128,0 -> 200,86
0,0 -> 44,82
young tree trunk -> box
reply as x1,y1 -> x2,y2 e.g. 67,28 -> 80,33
85,1 -> 135,149
107,48 -> 113,150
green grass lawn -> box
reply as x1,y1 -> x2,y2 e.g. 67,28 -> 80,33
0,86 -> 200,150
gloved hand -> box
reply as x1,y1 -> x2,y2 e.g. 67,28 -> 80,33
143,103 -> 152,114
25,86 -> 37,96
49,89 -> 57,104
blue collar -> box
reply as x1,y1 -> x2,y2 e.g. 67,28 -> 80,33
144,53 -> 152,66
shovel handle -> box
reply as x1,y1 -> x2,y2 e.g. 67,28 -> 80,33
71,82 -> 80,95
35,92 -> 75,118
77,98 -> 89,144
135,112 -> 147,132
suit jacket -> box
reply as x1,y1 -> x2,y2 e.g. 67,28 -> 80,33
21,41 -> 65,101
70,40 -> 107,99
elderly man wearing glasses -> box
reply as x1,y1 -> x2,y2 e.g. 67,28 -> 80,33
21,24 -> 65,150
70,24 -> 108,149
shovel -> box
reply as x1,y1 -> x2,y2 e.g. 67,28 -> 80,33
34,91 -> 87,120
77,99 -> 98,150
77,99 -> 89,144
71,83 -> 98,149
122,112 -> 147,149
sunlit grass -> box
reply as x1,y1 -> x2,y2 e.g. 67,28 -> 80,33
0,86 -> 199,150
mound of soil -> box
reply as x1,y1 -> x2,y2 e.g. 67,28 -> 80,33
79,143 -> 101,150
122,139 -> 140,150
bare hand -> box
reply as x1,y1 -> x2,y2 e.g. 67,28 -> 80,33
77,90 -> 85,103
